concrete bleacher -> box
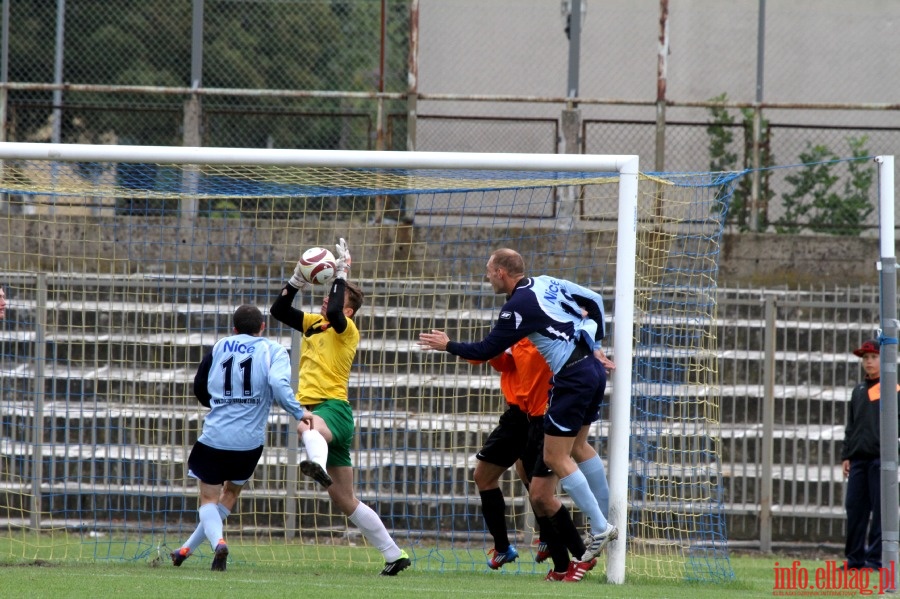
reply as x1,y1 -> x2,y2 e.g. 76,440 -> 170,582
0,278 -> 877,546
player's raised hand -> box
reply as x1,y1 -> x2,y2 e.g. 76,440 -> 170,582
288,257 -> 309,290
334,237 -> 351,280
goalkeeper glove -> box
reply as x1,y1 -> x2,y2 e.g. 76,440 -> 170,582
334,237 -> 351,280
288,258 -> 309,290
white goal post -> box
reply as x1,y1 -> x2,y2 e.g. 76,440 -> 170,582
876,155 -> 898,589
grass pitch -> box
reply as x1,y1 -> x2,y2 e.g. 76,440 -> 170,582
0,550 -> 799,599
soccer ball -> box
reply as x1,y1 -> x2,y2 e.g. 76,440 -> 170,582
297,247 -> 336,285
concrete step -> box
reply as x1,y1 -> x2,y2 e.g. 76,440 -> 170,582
717,384 -> 850,425
0,273 -> 883,545
0,479 -> 849,543
0,403 -> 508,462
0,348 -> 857,425
2,397 -> 852,452
0,270 -> 881,309
0,480 -> 341,530
724,503 -> 847,543
1,393 -> 855,447
2,295 -> 879,352
0,274 -> 518,310
0,314 -> 868,387
0,409 -> 861,511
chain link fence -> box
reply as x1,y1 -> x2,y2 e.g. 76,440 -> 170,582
6,0 -> 411,150
1,0 -> 898,232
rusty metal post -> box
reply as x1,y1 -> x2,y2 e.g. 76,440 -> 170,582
750,0 -> 766,231
406,0 -> 419,153
0,0 -> 9,212
558,108 -> 581,229
0,0 -> 7,146
401,0 -> 419,224
558,0 -> 583,229
376,0 -> 387,153
566,0 -> 582,100
373,0 -> 388,222
760,294 -> 776,553
181,0 -> 204,226
750,106 -> 761,232
655,0 -> 668,172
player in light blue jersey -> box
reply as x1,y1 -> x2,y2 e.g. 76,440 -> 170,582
419,248 -> 618,563
170,304 -> 312,571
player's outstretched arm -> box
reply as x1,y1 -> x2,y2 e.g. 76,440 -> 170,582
420,328 -> 524,362
419,329 -> 450,351
325,278 -> 349,334
269,345 -> 306,420
271,256 -> 309,331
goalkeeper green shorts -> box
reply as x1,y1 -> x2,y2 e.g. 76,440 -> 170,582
311,399 -> 354,468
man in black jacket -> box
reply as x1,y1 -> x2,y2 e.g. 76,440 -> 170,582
840,339 -> 898,571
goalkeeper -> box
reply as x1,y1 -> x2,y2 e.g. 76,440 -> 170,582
269,238 -> 411,577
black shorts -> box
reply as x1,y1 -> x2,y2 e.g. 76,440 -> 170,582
476,406 -> 553,479
522,417 -> 553,479
476,405 -> 529,468
187,441 -> 264,485
544,356 -> 605,437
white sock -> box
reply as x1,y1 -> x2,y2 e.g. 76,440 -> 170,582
348,502 -> 402,562
183,525 -> 206,553
199,503 -> 224,549
302,429 -> 329,468
183,503 -> 230,552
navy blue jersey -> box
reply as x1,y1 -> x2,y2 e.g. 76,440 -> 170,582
446,275 -> 606,373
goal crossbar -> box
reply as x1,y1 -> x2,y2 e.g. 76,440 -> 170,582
0,141 -> 638,173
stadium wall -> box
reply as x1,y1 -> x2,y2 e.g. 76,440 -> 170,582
0,215 -> 879,287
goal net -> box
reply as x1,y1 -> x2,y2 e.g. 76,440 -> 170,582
0,143 -> 736,583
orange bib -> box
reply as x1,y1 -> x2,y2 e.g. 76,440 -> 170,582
868,382 -> 900,401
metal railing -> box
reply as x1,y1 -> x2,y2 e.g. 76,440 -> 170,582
0,272 -> 884,545
717,286 -> 882,547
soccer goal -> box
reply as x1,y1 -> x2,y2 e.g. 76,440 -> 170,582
0,142 -> 736,583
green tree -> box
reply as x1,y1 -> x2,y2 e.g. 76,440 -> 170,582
7,0 -> 410,152
706,94 -> 773,231
707,94 -> 736,174
777,137 -> 873,236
